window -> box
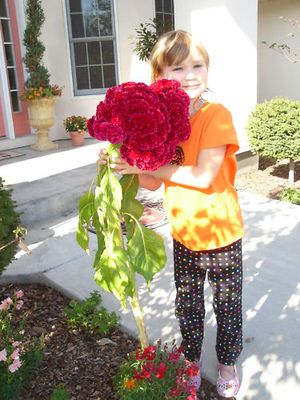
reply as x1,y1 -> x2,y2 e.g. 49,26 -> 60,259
65,0 -> 118,95
155,0 -> 174,36
0,0 -> 21,111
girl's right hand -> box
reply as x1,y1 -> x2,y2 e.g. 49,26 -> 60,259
98,147 -> 109,166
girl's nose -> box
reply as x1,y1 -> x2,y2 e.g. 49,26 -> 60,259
185,70 -> 196,79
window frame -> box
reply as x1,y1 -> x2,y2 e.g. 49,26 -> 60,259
155,0 -> 175,35
65,0 -> 119,96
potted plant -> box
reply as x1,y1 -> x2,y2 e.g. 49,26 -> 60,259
20,0 -> 62,151
63,115 -> 87,146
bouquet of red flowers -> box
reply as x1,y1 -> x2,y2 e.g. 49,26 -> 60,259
77,79 -> 191,351
114,341 -> 198,400
87,79 -> 191,170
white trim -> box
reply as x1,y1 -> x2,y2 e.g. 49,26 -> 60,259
61,0 -> 75,97
112,0 -> 121,83
0,13 -> 15,139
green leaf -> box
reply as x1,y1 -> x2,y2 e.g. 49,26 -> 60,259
94,248 -> 133,308
76,190 -> 95,253
126,215 -> 167,285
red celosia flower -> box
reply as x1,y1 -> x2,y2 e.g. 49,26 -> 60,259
186,364 -> 199,377
155,362 -> 167,379
87,79 -> 191,171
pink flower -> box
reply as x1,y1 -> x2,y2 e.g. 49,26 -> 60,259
8,358 -> 22,373
16,300 -> 24,310
0,297 -> 13,310
15,290 -> 24,299
11,348 -> 20,360
0,349 -> 7,362
12,341 -> 21,348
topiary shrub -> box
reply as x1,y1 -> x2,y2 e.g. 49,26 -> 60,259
0,177 -> 20,276
246,97 -> 300,184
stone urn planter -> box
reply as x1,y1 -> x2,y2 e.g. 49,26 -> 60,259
70,131 -> 85,146
28,97 -> 58,151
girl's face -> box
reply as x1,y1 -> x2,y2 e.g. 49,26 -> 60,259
160,46 -> 208,100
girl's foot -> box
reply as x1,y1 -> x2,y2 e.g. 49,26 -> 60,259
185,356 -> 202,390
217,364 -> 240,398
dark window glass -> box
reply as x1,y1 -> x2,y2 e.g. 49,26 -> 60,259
164,13 -> 174,31
97,0 -> 111,11
164,0 -> 173,13
69,0 -> 82,13
103,65 -> 116,87
1,19 -> 10,42
101,40 -> 114,64
156,13 -> 164,36
85,14 -> 99,37
11,91 -> 20,112
74,42 -> 87,65
0,0 -> 7,18
90,66 -> 103,88
71,14 -> 84,38
8,68 -> 17,89
4,43 -> 13,65
88,41 -> 101,65
99,11 -> 112,36
155,0 -> 162,12
76,66 -> 89,89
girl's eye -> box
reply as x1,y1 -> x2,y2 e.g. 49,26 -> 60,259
172,67 -> 183,72
194,64 -> 204,68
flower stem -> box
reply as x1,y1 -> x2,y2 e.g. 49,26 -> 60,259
129,286 -> 149,349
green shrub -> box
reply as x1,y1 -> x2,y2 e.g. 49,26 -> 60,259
0,178 -> 20,276
246,97 -> 300,161
280,188 -> 300,205
50,384 -> 70,400
63,291 -> 119,335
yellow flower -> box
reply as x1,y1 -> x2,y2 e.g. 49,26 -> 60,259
123,378 -> 137,390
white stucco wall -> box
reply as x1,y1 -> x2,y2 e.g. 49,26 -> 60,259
175,0 -> 258,152
40,0 -> 154,142
258,0 -> 300,102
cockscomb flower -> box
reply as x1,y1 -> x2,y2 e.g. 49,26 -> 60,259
87,79 -> 191,171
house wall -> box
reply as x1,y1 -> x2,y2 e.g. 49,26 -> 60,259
41,0 -> 155,143
258,0 -> 300,102
175,0 -> 258,152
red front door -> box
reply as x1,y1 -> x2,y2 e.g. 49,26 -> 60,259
0,0 -> 30,138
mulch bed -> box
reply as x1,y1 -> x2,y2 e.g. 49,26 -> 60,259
0,284 -> 221,400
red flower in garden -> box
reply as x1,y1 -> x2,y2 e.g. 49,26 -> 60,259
87,79 -> 191,171
155,361 -> 167,379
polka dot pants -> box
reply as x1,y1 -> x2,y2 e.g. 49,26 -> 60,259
173,239 -> 243,365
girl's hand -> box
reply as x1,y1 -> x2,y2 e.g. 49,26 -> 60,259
98,147 -> 109,166
98,148 -> 140,174
110,157 -> 141,175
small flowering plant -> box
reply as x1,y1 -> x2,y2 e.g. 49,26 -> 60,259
0,289 -> 43,399
114,341 -> 198,400
63,115 -> 88,133
20,84 -> 62,101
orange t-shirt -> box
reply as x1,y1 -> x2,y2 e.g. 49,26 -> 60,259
163,102 -> 244,251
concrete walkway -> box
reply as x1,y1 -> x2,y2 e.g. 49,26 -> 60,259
1,139 -> 300,400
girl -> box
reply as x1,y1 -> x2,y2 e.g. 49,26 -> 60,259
100,30 -> 244,398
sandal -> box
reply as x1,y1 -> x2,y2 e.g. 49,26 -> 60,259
216,364 -> 240,398
185,354 -> 203,390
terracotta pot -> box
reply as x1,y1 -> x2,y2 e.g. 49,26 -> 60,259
70,131 -> 85,146
28,97 -> 58,151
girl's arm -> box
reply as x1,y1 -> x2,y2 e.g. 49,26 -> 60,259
111,146 -> 226,190
138,174 -> 163,191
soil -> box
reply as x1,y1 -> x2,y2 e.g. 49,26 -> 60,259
1,158 -> 299,400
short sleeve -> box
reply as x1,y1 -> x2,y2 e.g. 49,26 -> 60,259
199,104 -> 239,156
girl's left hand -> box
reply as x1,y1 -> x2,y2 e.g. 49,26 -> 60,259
109,156 -> 141,175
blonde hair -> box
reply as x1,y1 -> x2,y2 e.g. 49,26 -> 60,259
150,30 -> 210,82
